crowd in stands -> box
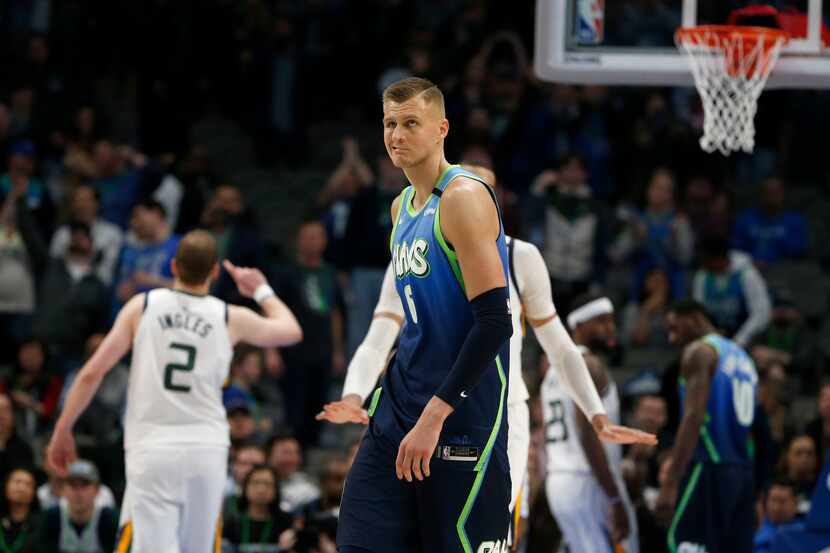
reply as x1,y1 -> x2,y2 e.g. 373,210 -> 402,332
1,1 -> 828,552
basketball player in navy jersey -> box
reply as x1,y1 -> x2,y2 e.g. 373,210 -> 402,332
657,300 -> 759,553
335,77 -> 653,553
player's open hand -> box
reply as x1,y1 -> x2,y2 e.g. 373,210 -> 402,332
46,428 -> 77,477
592,414 -> 658,445
316,395 -> 369,425
223,260 -> 266,298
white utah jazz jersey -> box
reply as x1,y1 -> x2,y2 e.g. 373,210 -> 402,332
506,237 -> 532,405
124,288 -> 232,450
542,346 -> 621,475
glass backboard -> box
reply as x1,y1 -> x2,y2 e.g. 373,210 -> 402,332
535,0 -> 830,88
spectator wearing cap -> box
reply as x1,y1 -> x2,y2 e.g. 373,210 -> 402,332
32,221 -> 109,363
223,345 -> 281,437
111,199 -> 180,315
226,398 -> 261,456
0,393 -> 34,485
33,460 -> 119,553
49,185 -> 123,286
732,177 -> 808,265
692,233 -> 772,347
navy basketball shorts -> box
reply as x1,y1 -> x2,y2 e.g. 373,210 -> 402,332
667,462 -> 755,553
337,418 -> 511,553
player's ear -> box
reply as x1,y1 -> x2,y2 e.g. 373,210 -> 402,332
170,258 -> 179,279
209,262 -> 220,282
439,118 -> 449,140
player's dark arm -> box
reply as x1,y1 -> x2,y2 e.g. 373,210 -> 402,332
664,341 -> 717,490
433,179 -> 512,410
574,354 -> 621,500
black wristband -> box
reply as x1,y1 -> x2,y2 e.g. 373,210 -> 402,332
435,287 -> 513,407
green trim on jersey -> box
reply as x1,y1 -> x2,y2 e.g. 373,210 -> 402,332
433,201 -> 465,292
700,423 -> 722,463
668,462 -> 703,553
456,354 -> 507,553
367,387 -> 382,418
389,187 -> 412,251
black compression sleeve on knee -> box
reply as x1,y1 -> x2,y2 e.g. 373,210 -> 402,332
435,286 -> 513,408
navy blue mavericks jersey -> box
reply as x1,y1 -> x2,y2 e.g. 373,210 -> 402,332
680,333 -> 759,465
377,165 -> 511,467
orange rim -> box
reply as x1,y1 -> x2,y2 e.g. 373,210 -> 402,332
675,25 -> 790,48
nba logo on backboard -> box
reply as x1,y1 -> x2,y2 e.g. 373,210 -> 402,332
576,0 -> 604,45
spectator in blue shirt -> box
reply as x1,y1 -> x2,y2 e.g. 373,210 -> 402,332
733,177 -> 808,264
112,199 -> 180,314
754,479 -> 804,553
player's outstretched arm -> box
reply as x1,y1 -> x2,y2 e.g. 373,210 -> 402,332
317,262 -> 403,425
224,260 -> 303,347
47,294 -> 142,475
396,178 -> 513,483
517,241 -> 656,446
656,340 -> 716,525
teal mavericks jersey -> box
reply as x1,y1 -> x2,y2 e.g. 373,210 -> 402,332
377,165 -> 510,467
680,333 -> 758,465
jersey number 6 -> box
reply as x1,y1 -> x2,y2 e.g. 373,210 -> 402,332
164,342 -> 196,393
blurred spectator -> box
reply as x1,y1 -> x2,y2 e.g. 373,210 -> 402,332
611,168 -> 694,297
754,478 -> 804,553
530,153 -> 608,315
625,394 -> 672,488
171,145 -> 213,235
750,288 -> 815,389
692,233 -> 772,347
267,434 -> 319,513
221,465 -> 295,553
0,104 -> 10,173
805,381 -> 830,466
0,142 -> 52,361
341,149 -> 406,358
201,185 -> 266,305
732,177 -> 808,265
33,221 -> 109,362
0,338 -> 61,444
223,345 -> 282,438
224,443 -> 266,501
0,393 -> 34,485
620,457 -> 665,553
298,456 -> 349,522
112,199 -> 179,312
33,460 -> 118,553
49,185 -> 123,285
777,434 -> 819,515
227,400 -> 261,454
37,463 -> 116,512
683,175 -> 717,238
758,373 -> 799,447
90,141 -> 157,230
316,143 -> 368,267
621,268 -> 673,350
0,467 -> 39,553
274,219 -> 345,448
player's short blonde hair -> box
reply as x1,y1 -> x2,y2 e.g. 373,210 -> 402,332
382,77 -> 445,117
175,230 -> 217,286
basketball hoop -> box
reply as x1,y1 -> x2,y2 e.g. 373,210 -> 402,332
675,25 -> 789,155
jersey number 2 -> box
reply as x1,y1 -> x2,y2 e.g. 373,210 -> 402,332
164,342 -> 196,393
403,284 -> 418,324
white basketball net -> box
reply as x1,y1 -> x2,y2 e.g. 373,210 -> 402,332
676,27 -> 787,155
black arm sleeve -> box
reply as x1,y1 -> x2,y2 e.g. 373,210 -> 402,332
435,287 -> 513,408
